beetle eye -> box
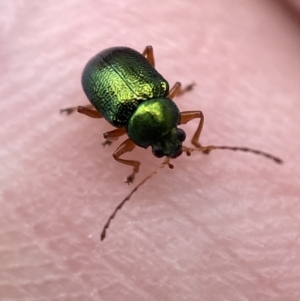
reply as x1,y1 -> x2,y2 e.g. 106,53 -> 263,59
152,148 -> 165,158
176,129 -> 186,142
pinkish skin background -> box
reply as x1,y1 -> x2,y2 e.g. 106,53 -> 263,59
1,0 -> 300,300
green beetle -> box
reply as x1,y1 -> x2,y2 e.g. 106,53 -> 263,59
61,46 -> 282,184
63,46 -> 204,183
61,45 -> 283,240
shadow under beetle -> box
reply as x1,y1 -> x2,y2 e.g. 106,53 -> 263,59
61,45 -> 283,240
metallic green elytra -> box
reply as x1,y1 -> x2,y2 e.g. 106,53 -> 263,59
81,47 -> 169,127
81,46 -> 186,159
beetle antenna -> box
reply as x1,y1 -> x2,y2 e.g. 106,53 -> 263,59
182,145 -> 283,164
101,157 -> 171,241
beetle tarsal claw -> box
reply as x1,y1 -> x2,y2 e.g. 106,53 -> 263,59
125,174 -> 135,185
60,108 -> 75,115
102,140 -> 113,147
202,149 -> 211,154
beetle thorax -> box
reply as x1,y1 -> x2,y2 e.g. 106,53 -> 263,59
127,98 -> 186,158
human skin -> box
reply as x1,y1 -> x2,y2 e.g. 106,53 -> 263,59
1,0 -> 300,300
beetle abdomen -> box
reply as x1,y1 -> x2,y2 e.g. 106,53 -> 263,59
81,47 -> 169,127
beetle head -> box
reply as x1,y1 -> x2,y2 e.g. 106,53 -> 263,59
151,127 -> 186,159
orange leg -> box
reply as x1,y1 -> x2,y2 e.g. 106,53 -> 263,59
180,111 -> 206,150
103,127 -> 127,147
60,104 -> 95,115
142,45 -> 155,67
113,139 -> 140,184
168,82 -> 195,99
76,107 -> 126,146
77,106 -> 102,118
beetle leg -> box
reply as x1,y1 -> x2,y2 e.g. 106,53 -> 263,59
177,82 -> 195,96
142,45 -> 155,67
113,139 -> 140,184
168,82 -> 181,99
180,111 -> 209,152
103,127 -> 127,147
77,106 -> 102,118
168,82 -> 195,99
60,104 -> 95,115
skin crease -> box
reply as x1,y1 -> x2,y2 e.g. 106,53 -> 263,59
0,0 -> 300,300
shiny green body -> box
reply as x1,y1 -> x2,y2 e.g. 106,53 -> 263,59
81,47 -> 185,158
82,47 -> 169,127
